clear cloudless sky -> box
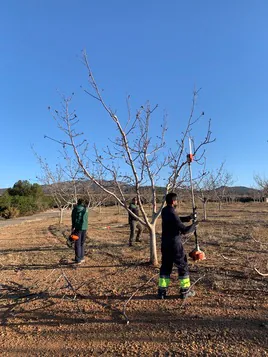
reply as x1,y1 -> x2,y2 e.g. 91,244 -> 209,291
1,0 -> 268,188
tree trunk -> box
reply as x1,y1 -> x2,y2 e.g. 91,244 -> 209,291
203,201 -> 207,221
149,224 -> 158,266
59,208 -> 64,224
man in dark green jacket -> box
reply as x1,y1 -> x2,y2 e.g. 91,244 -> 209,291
128,197 -> 143,246
71,198 -> 88,264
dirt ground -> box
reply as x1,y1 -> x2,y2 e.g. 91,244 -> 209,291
0,203 -> 267,356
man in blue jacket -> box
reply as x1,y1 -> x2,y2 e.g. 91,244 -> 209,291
71,198 -> 88,264
158,192 -> 197,299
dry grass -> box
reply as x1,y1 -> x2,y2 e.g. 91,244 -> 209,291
0,202 -> 267,356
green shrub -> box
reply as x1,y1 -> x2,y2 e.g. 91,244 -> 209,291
0,181 -> 54,218
0,191 -> 11,209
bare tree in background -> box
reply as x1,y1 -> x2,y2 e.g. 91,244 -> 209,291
249,185 -> 263,203
35,148 -> 81,224
79,179 -> 110,211
254,174 -> 268,200
46,51 -> 215,265
216,170 -> 234,209
196,164 -> 233,220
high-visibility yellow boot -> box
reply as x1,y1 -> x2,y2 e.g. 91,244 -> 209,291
158,275 -> 170,299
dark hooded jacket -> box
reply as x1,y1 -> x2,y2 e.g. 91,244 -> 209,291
72,204 -> 88,231
128,203 -> 139,223
161,205 -> 196,244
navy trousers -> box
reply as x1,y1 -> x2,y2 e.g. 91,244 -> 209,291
74,230 -> 87,262
160,236 -> 189,279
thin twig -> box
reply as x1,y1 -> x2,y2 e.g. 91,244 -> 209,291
221,254 -> 239,261
180,274 -> 206,309
60,270 -> 83,314
254,267 -> 268,277
61,270 -> 77,299
28,268 -> 57,291
251,236 -> 268,245
122,273 -> 158,324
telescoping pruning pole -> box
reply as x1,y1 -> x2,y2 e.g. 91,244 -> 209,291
187,138 -> 206,261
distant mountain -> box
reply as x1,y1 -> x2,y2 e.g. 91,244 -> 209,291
0,183 -> 261,198
216,186 -> 260,195
41,179 -> 129,195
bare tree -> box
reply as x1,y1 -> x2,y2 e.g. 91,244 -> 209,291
254,174 -> 268,200
46,51 -> 215,265
196,164 -> 233,219
195,165 -> 220,221
216,171 -> 234,209
79,179 -> 110,211
35,149 -> 80,224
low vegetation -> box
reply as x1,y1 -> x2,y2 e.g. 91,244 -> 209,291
0,180 -> 53,218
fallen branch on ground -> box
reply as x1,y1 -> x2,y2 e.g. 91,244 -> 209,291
251,236 -> 268,245
61,269 -> 80,300
254,267 -> 268,277
180,274 -> 206,309
221,254 -> 239,261
122,273 -> 158,324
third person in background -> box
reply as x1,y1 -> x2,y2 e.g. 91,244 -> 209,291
128,197 -> 143,246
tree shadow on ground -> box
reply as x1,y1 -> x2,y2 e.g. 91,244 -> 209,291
0,246 -> 69,255
2,308 -> 267,350
0,262 -> 136,271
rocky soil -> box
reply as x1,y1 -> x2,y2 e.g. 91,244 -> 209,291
0,203 -> 267,356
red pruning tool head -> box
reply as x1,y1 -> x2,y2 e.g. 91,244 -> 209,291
187,153 -> 194,163
189,247 -> 206,261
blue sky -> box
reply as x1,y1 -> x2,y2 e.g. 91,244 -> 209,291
1,0 -> 267,188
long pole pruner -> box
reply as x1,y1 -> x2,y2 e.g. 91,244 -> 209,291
187,138 -> 206,261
